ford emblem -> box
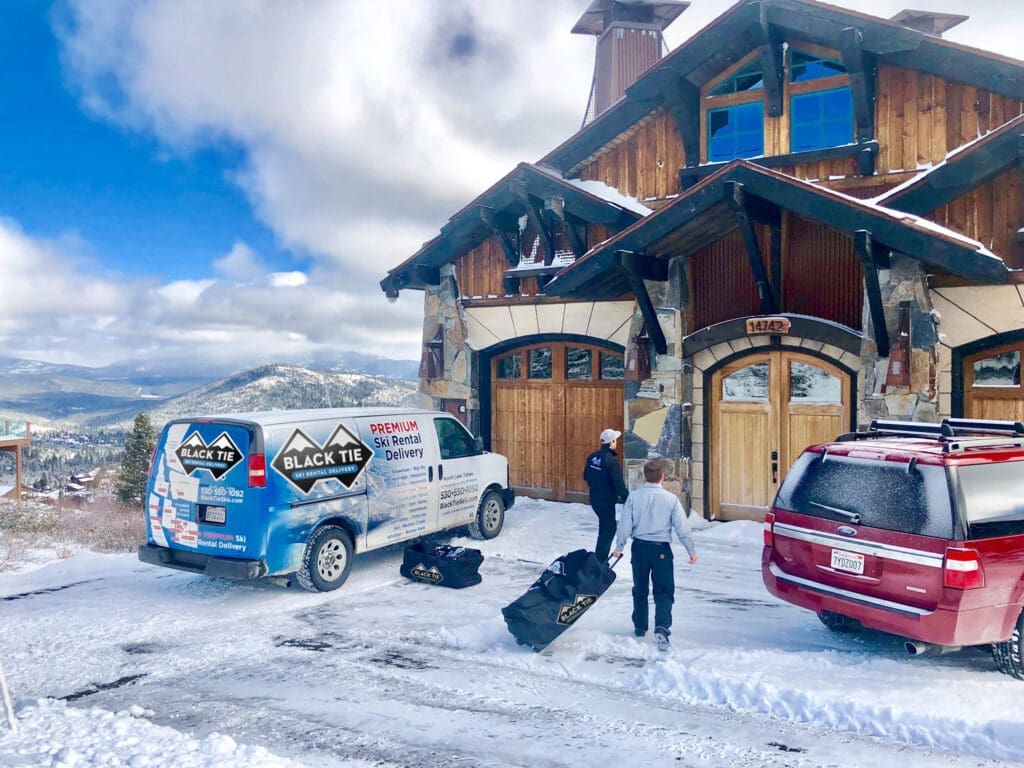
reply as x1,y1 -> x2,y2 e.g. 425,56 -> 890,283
838,525 -> 857,537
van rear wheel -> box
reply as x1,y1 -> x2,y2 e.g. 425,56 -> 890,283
992,611 -> 1024,679
297,525 -> 353,592
469,490 -> 504,540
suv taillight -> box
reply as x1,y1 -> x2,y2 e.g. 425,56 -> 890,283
248,453 -> 267,488
763,511 -> 775,547
943,547 -> 985,590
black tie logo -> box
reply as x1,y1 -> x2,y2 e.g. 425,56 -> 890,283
272,423 -> 372,493
557,594 -> 598,625
175,432 -> 243,480
411,564 -> 444,584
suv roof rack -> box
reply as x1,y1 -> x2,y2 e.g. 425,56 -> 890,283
834,418 -> 1024,452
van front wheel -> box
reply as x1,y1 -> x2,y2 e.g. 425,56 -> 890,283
992,611 -> 1024,679
469,490 -> 505,540
297,525 -> 354,592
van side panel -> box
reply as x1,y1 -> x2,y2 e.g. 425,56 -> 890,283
147,422 -> 264,560
357,415 -> 440,550
262,419 -> 370,571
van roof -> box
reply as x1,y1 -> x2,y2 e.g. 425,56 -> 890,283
169,407 -> 443,428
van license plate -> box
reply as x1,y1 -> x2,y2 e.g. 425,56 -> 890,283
204,506 -> 226,524
831,549 -> 864,575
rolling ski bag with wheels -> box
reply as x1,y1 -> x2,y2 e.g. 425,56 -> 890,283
501,549 -> 618,651
400,543 -> 484,589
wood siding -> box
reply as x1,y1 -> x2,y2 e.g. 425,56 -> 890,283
783,215 -> 863,329
926,167 -> 1024,270
875,65 -> 1024,174
691,228 -> 767,329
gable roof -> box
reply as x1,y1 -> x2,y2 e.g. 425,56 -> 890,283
544,160 -> 1010,300
380,163 -> 648,295
875,113 -> 1024,215
543,0 -> 1024,176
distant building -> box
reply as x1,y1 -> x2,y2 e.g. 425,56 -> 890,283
0,421 -> 31,500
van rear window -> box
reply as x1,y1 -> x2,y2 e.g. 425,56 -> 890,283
955,461 -> 1024,539
774,452 -> 954,537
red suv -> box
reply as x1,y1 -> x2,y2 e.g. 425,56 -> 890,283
762,418 -> 1024,678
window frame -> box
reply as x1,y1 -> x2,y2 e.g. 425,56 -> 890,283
701,51 -> 766,164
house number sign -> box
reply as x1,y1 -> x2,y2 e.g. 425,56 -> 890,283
745,317 -> 791,334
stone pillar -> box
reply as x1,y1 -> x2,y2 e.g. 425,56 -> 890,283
622,257 -> 693,509
858,255 -> 940,426
420,265 -> 475,426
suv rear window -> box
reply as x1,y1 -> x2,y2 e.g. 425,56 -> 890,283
775,452 -> 954,537
955,461 -> 1024,539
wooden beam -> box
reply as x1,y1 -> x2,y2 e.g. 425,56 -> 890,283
855,229 -> 890,358
413,265 -> 441,286
755,1 -> 784,117
1019,135 -> 1024,245
620,252 -> 668,355
679,141 -> 879,189
513,181 -> 557,266
839,27 -> 875,146
727,181 -> 777,315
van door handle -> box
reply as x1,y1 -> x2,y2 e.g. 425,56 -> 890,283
428,466 -> 433,482
438,464 -> 444,481
771,450 -> 779,484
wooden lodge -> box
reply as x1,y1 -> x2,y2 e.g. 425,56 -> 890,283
381,0 -> 1024,519
0,421 -> 31,502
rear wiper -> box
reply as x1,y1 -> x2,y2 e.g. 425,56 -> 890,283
809,502 -> 861,525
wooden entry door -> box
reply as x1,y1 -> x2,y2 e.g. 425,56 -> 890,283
491,342 -> 624,502
964,340 -> 1024,420
710,350 -> 850,520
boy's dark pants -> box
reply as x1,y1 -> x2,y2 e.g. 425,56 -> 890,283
592,502 -> 617,562
630,539 -> 675,635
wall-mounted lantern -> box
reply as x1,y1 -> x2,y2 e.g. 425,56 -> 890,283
419,326 -> 445,380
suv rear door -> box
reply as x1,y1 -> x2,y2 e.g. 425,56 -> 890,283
769,449 -> 953,613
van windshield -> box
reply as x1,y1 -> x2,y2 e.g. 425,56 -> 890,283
955,460 -> 1024,539
775,452 -> 954,537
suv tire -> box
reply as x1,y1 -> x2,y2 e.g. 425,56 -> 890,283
817,610 -> 862,634
992,611 -> 1024,679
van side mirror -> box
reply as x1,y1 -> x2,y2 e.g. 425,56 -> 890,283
474,436 -> 484,454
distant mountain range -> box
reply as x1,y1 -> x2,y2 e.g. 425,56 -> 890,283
0,355 -> 420,430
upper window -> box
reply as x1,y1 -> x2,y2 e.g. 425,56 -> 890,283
790,87 -> 854,153
496,352 -> 521,380
566,348 -> 592,381
708,102 -> 764,162
972,350 -> 1021,388
528,347 -> 553,380
707,62 -> 764,96
790,50 -> 847,82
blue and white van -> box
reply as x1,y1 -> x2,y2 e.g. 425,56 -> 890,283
138,408 -> 514,591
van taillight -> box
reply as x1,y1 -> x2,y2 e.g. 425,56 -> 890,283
763,511 -> 775,547
943,547 -> 985,590
248,453 -> 267,488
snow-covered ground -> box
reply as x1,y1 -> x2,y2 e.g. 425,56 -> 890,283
2,498 -> 1023,767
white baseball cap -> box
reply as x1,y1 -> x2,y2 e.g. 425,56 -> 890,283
600,428 -> 622,444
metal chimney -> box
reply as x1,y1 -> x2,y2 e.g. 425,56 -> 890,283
889,9 -> 969,37
574,0 -> 689,125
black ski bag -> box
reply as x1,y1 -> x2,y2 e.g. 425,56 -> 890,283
501,549 -> 616,651
400,543 -> 484,589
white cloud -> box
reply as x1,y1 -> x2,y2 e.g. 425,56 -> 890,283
213,242 -> 265,282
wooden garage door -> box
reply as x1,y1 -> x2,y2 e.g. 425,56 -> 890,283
964,340 -> 1024,421
492,342 -> 624,502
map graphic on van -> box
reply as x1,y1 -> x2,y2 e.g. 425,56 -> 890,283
175,431 -> 244,480
272,424 -> 371,493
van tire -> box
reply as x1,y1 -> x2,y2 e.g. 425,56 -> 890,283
296,525 -> 354,592
992,611 -> 1024,679
469,490 -> 504,540
817,610 -> 862,634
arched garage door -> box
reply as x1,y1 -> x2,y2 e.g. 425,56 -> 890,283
963,339 -> 1024,420
491,341 -> 624,502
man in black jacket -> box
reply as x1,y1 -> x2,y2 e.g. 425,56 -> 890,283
583,428 -> 629,562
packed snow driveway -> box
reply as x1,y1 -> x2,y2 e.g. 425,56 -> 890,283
2,499 -> 1023,768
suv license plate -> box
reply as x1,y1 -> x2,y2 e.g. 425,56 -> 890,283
831,548 -> 864,575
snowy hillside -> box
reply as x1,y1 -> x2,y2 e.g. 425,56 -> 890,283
124,364 -> 420,427
2,500 -> 1022,767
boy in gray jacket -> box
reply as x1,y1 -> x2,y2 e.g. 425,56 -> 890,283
612,460 -> 697,650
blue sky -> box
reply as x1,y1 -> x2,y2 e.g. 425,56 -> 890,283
0,0 -> 1019,376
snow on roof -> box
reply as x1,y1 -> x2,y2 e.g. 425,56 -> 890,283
532,163 -> 653,217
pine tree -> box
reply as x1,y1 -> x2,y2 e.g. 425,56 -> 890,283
115,413 -> 157,504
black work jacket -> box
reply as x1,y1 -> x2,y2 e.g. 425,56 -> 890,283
583,445 -> 628,507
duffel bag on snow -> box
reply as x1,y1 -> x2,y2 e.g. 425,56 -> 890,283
400,543 -> 484,589
501,549 -> 617,652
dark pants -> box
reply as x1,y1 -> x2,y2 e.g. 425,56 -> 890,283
592,502 -> 616,563
630,539 -> 675,636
